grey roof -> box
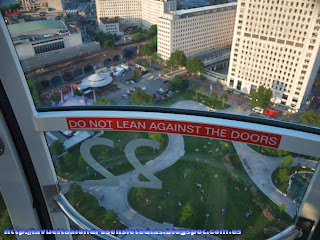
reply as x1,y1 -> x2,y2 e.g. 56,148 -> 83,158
21,42 -> 101,70
174,2 -> 237,15
7,20 -> 68,36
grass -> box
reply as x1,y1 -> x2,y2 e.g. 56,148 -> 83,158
160,89 -> 231,109
247,144 -> 320,161
129,136 -> 292,240
54,131 -> 168,181
65,183 -> 127,231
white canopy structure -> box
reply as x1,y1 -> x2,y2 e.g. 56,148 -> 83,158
78,73 -> 112,90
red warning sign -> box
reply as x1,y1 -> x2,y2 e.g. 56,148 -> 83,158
67,118 -> 282,148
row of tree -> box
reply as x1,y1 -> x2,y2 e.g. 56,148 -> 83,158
165,50 -> 205,75
131,25 -> 157,42
86,28 -> 119,47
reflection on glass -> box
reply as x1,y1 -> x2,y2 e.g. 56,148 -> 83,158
46,130 -> 318,239
0,193 -> 16,240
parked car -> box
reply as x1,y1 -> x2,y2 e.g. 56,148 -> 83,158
140,86 -> 147,91
122,94 -> 129,99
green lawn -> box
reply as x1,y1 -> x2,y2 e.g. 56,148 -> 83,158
129,136 -> 292,240
160,89 -> 231,109
65,183 -> 127,231
247,144 -> 320,161
54,131 -> 168,181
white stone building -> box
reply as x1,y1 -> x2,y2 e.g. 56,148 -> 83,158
227,0 -> 320,111
95,0 -> 176,30
157,3 -> 237,60
98,19 -> 123,35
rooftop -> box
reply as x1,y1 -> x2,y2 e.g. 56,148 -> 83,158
7,20 -> 68,36
174,2 -> 237,16
21,42 -> 101,70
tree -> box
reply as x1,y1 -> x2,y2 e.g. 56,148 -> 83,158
74,88 -> 82,96
299,110 -> 320,127
105,210 -> 116,222
282,155 -> 293,169
209,91 -> 218,106
50,140 -> 65,155
63,152 -> 74,169
278,168 -> 289,183
186,57 -> 204,75
140,44 -> 154,56
279,203 -> 286,212
131,32 -> 144,42
251,86 -> 273,108
149,35 -> 157,50
148,132 -> 165,147
52,93 -> 61,103
103,39 -> 114,47
199,85 -> 206,95
179,203 -> 194,226
169,77 -> 189,91
130,89 -> 154,105
167,50 -> 187,69
148,25 -> 157,38
220,93 -> 228,107
132,69 -> 138,78
0,209 -> 14,240
151,53 -> 159,63
93,97 -> 112,105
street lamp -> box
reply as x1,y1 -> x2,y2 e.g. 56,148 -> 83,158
205,213 -> 209,225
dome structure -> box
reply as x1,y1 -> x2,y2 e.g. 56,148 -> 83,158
78,72 -> 112,90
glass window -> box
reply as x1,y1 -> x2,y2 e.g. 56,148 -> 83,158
1,2 -> 320,239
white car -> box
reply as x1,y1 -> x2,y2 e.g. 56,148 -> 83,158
140,86 -> 147,91
122,94 -> 129,99
159,88 -> 165,93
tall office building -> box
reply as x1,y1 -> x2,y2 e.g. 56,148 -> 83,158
227,0 -> 320,111
95,0 -> 176,30
157,3 -> 236,60
21,0 -> 64,12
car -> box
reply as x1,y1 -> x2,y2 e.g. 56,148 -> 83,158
124,81 -> 130,85
126,90 -> 131,94
140,86 -> 147,91
122,94 -> 129,99
130,80 -> 135,84
158,88 -> 165,93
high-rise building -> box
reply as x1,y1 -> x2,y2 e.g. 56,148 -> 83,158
21,0 -> 64,12
157,3 -> 236,60
95,0 -> 176,30
227,0 -> 320,111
